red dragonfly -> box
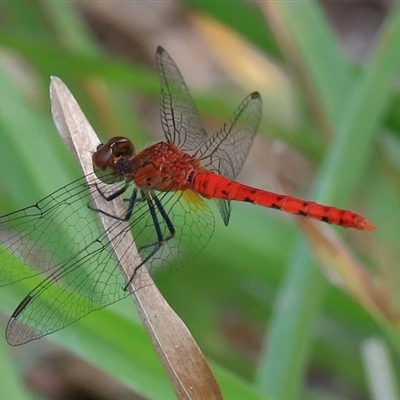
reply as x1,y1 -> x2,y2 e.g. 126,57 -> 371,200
0,47 -> 374,345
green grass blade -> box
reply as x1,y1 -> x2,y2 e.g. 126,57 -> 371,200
257,3 -> 400,398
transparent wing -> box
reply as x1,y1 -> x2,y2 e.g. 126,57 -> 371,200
195,92 -> 262,180
0,176 -> 99,287
6,227 -> 126,345
156,47 -> 262,225
194,92 -> 262,225
157,46 -> 208,151
2,176 -> 214,345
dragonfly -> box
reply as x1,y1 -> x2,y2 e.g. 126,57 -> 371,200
0,47 -> 374,346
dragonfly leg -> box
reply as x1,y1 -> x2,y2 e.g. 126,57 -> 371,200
88,187 -> 139,222
151,192 -> 175,236
93,181 -> 129,201
123,191 -> 176,290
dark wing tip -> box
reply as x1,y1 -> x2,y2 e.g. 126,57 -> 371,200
251,92 -> 261,100
156,46 -> 173,69
156,46 -> 165,56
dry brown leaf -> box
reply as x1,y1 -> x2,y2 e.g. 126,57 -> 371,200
50,76 -> 222,400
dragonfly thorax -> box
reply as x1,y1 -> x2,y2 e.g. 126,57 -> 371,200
131,141 -> 201,192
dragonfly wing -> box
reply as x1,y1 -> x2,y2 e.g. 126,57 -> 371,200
5,224 -> 132,346
196,92 -> 262,180
0,174 -> 132,287
194,92 -> 262,224
0,176 -> 100,287
157,46 -> 208,151
214,199 -> 231,226
4,177 -> 214,345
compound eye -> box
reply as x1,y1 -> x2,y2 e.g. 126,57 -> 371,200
93,143 -> 112,169
92,142 -> 115,184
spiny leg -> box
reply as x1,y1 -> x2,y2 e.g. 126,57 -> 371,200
95,181 -> 129,201
88,183 -> 139,222
124,191 -> 176,289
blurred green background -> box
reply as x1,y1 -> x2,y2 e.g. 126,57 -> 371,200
1,1 -> 400,399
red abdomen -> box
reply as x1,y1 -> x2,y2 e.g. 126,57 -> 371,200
192,171 -> 375,231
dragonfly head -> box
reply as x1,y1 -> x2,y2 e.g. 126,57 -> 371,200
93,136 -> 135,184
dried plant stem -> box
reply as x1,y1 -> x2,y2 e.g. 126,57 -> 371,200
50,76 -> 222,400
